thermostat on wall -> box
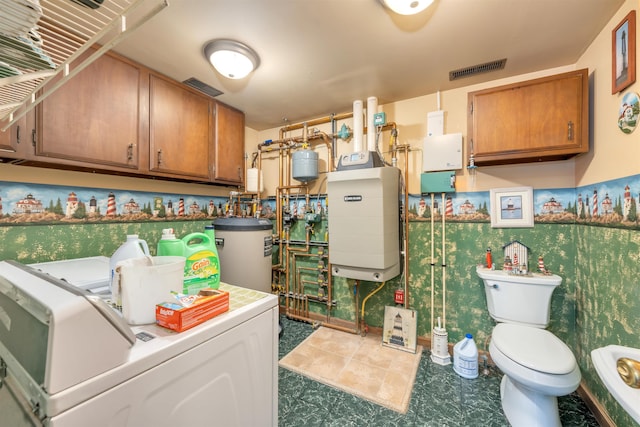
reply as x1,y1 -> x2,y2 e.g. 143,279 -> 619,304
423,132 -> 463,171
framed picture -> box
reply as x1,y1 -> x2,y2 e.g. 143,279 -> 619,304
382,306 -> 417,353
612,10 -> 636,94
490,186 -> 534,228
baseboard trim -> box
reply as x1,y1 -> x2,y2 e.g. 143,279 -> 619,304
577,382 -> 615,427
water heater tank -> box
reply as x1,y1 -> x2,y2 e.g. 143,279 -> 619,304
212,217 -> 273,293
292,149 -> 318,182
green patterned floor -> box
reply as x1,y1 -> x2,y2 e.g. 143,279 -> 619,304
278,316 -> 599,427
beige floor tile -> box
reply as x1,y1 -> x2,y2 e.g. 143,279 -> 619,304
279,326 -> 422,413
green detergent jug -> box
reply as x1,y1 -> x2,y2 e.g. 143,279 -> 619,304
157,228 -> 186,257
182,231 -> 220,293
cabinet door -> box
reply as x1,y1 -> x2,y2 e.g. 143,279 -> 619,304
149,75 -> 212,180
469,69 -> 588,165
0,117 -> 23,154
213,101 -> 244,184
36,52 -> 141,168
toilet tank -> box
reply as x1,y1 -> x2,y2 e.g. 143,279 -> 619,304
476,267 -> 562,328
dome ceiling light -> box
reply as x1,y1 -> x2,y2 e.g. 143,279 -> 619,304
203,39 -> 260,80
381,0 -> 434,15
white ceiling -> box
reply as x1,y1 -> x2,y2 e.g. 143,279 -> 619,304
113,0 -> 625,131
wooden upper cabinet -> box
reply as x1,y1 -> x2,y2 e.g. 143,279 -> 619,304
36,51 -> 142,168
468,68 -> 589,165
0,117 -> 23,154
149,74 -> 212,180
8,47 -> 244,183
213,101 -> 245,184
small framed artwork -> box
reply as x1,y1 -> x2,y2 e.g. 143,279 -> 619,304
612,10 -> 636,94
490,186 -> 534,228
382,306 -> 417,353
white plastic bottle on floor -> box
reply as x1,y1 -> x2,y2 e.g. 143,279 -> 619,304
453,333 -> 479,379
109,234 -> 150,305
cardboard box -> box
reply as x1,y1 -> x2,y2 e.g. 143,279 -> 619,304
156,288 -> 229,332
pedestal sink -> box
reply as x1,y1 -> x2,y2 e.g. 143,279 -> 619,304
591,345 -> 640,423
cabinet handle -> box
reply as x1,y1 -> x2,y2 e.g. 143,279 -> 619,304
157,149 -> 163,166
567,121 -> 574,141
16,125 -> 20,144
237,166 -> 242,179
127,143 -> 134,161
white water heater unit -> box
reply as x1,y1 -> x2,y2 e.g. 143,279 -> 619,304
327,167 -> 400,282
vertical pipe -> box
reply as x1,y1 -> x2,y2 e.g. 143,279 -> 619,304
403,145 -> 409,308
331,114 -> 337,170
353,100 -> 363,153
366,96 -> 378,152
430,193 -> 435,336
441,193 -> 446,329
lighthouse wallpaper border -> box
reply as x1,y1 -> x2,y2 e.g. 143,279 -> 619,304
0,172 -> 638,229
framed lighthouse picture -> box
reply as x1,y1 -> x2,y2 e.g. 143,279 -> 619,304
490,186 -> 534,228
382,306 -> 417,353
612,10 -> 636,94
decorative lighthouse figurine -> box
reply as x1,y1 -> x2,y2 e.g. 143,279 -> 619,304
504,255 -> 512,272
486,248 -> 493,269
538,256 -> 548,274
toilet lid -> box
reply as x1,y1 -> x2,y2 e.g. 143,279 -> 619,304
492,323 -> 576,375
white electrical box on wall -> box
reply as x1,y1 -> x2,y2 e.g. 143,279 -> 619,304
423,132 -> 463,171
427,111 -> 444,136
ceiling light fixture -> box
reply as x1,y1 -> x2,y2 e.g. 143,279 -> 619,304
203,39 -> 260,80
381,0 -> 434,15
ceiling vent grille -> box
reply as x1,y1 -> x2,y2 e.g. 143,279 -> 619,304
182,78 -> 223,98
449,58 -> 507,81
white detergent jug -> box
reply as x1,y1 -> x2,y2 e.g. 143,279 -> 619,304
109,234 -> 150,305
453,333 -> 479,379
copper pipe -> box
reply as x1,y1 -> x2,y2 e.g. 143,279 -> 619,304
285,224 -> 312,318
278,184 -> 309,190
286,312 -> 316,326
291,250 -> 330,320
317,131 -> 335,174
320,320 -> 358,334
275,150 -> 289,273
279,112 -> 353,135
286,311 -> 359,335
259,133 -> 327,151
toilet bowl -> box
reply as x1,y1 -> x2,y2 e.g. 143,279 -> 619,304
490,323 -> 581,427
476,266 -> 581,427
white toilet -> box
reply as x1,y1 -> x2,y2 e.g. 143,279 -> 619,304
476,266 -> 581,427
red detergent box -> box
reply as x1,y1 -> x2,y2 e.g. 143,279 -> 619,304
156,288 -> 229,332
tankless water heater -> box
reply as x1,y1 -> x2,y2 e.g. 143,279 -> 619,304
327,167 -> 400,282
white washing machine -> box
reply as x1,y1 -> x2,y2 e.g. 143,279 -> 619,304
0,258 -> 278,427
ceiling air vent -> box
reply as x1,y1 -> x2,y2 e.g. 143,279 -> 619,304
182,78 -> 224,98
449,58 -> 507,81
